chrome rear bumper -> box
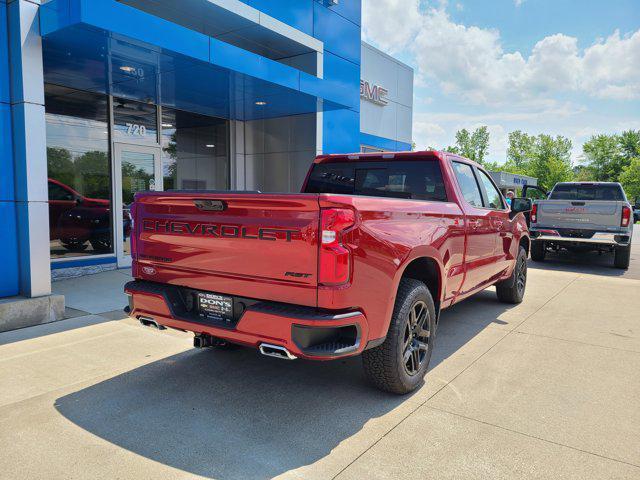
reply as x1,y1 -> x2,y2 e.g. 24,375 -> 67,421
532,231 -> 631,246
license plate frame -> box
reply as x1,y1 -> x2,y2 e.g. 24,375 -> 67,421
197,292 -> 233,321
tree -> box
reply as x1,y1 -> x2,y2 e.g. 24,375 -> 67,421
74,151 -> 111,199
47,147 -> 74,187
582,134 -> 625,182
529,134 -> 574,190
502,131 -> 573,190
620,157 -> 640,202
446,126 -> 490,166
506,131 -> 535,171
619,130 -> 640,160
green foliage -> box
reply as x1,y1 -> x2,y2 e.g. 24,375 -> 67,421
580,130 -> 640,198
582,134 -> 625,182
620,157 -> 640,202
47,148 -> 111,199
46,147 -> 74,187
445,126 -> 490,166
502,131 -> 573,190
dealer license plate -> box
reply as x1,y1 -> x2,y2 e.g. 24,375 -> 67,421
197,292 -> 233,320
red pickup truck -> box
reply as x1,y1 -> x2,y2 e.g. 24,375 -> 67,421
125,151 -> 531,394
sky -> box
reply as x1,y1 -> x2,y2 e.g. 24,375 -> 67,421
361,0 -> 640,164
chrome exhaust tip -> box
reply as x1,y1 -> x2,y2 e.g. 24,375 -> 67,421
138,316 -> 166,330
259,343 -> 297,360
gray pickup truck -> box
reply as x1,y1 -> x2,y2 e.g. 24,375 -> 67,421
527,182 -> 634,269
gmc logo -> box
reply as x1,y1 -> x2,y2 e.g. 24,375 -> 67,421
360,80 -> 389,106
142,220 -> 299,242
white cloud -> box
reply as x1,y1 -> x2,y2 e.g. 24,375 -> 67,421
361,0 -> 422,54
580,30 -> 640,100
514,0 -> 525,6
363,4 -> 640,104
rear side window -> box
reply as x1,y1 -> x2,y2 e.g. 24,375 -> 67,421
305,160 -> 448,201
452,162 -> 483,207
550,184 -> 625,201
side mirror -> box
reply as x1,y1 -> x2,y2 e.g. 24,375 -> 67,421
509,198 -> 532,219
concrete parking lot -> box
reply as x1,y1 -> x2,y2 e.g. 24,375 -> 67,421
1,228 -> 639,479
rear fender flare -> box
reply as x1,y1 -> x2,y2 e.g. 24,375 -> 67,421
382,247 -> 445,335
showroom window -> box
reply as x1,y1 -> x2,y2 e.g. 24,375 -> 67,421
112,98 -> 158,145
161,108 -> 229,191
45,84 -> 113,259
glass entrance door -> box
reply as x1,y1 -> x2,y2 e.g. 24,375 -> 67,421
114,143 -> 162,267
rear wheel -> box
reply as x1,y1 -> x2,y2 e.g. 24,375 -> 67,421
90,236 -> 112,253
362,278 -> 436,395
61,239 -> 88,252
496,247 -> 528,304
530,240 -> 546,262
614,245 -> 631,269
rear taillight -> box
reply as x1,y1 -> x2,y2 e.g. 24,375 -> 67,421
531,204 -> 538,223
319,208 -> 355,285
621,206 -> 631,228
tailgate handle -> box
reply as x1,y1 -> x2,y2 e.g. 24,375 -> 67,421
194,199 -> 227,211
571,202 -> 585,206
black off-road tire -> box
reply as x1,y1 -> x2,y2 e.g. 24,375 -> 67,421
362,278 -> 436,395
530,239 -> 546,262
614,245 -> 631,269
496,247 -> 528,304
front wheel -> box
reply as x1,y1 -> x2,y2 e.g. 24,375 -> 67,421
362,278 -> 436,395
496,246 -> 528,304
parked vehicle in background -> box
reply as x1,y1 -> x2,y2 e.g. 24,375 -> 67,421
48,178 -> 132,253
633,198 -> 640,223
125,151 -> 531,394
528,182 -> 633,269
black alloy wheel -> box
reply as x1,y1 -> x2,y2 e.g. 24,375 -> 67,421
515,252 -> 527,297
496,246 -> 528,304
402,300 -> 431,376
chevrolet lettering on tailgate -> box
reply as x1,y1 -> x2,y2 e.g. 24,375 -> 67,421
142,220 -> 299,242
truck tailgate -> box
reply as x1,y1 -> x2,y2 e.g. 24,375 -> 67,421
536,200 -> 624,230
133,192 -> 320,306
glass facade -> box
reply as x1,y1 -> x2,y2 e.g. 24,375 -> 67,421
161,108 -> 229,191
45,85 -> 113,259
113,98 -> 158,145
44,84 -> 231,263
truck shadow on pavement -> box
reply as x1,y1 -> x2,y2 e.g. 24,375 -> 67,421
53,293 -> 518,480
528,250 -> 630,278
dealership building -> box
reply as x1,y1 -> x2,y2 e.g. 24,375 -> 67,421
0,0 -> 413,320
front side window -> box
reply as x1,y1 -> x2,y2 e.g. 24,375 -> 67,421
477,170 -> 505,209
305,160 -> 448,201
452,161 -> 483,207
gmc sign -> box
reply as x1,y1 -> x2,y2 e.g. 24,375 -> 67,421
360,80 -> 389,106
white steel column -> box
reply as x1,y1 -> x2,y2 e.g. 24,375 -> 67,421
7,0 -> 51,297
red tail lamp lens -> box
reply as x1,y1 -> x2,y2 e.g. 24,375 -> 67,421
319,208 -> 355,285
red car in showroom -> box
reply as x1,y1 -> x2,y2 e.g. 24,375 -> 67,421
48,178 -> 131,253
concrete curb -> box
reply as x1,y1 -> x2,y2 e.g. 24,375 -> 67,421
0,295 -> 66,333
